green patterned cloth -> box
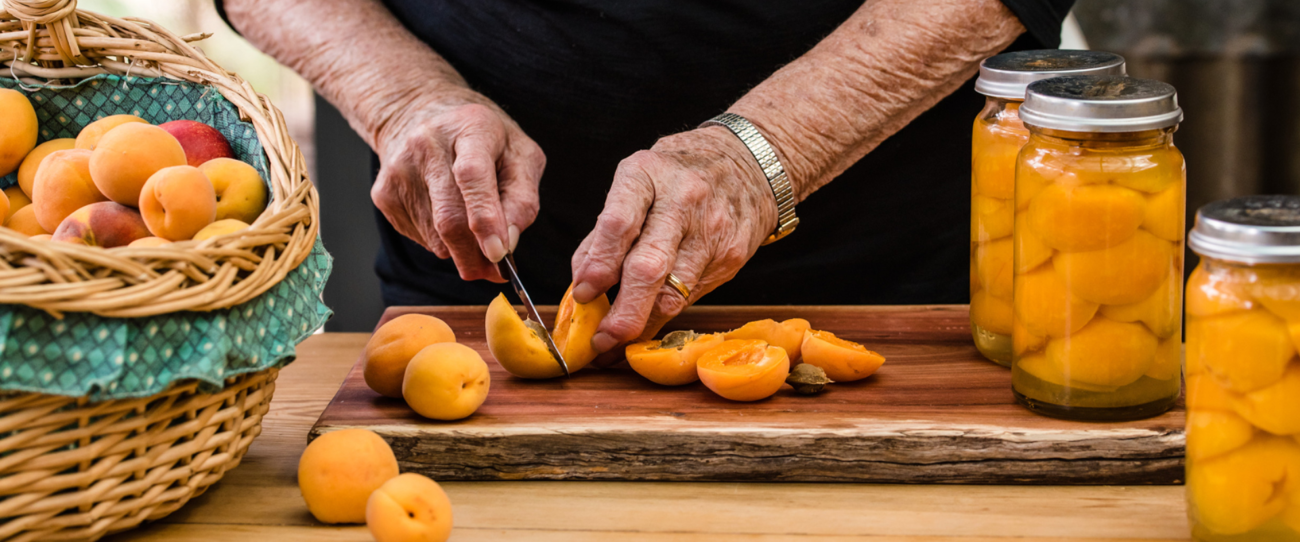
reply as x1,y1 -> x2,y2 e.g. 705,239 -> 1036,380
0,76 -> 333,400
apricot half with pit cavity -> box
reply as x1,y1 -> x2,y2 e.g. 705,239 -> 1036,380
800,330 -> 885,382
724,318 -> 811,362
697,339 -> 790,401
625,330 -> 724,386
484,285 -> 610,379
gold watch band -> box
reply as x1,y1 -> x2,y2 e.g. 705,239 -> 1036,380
700,113 -> 799,245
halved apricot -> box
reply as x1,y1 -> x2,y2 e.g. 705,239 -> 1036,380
1014,263 -> 1099,338
971,195 -> 1013,242
1026,183 -> 1146,252
800,330 -> 885,382
1109,148 -> 1184,194
1142,182 -> 1185,242
1185,264 -> 1254,318
1186,374 -> 1238,412
1098,271 -> 1181,339
1015,147 -> 1065,211
1232,364 -> 1300,436
1188,309 -> 1294,393
1045,316 -> 1157,389
1188,437 -> 1300,536
1012,317 -> 1046,357
1187,410 -> 1255,462
970,289 -> 1013,336
971,125 -> 1024,200
1016,352 -> 1118,393
1014,223 -> 1055,274
625,330 -> 724,386
1248,267 -> 1300,322
696,339 -> 790,401
553,283 -> 612,371
976,237 -> 1013,300
1144,335 -> 1183,381
724,318 -> 811,362
484,285 -> 610,379
1052,230 -> 1173,306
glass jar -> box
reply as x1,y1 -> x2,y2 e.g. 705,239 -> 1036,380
1011,75 -> 1185,421
970,51 -> 1125,366
1185,196 -> 1300,542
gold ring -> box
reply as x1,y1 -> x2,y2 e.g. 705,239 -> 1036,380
664,273 -> 691,300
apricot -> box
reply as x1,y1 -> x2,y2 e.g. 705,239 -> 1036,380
1142,182 -> 1184,242
1026,183 -> 1145,252
1186,374 -> 1238,412
1098,272 -> 1181,339
800,330 -> 885,382
160,120 -> 235,166
298,428 -> 399,524
51,202 -> 150,248
4,186 -> 30,223
192,218 -> 249,241
29,234 -> 50,242
975,237 -> 1013,300
625,330 -> 724,386
1144,336 -> 1182,381
127,236 -> 170,248
1016,352 -> 1117,393
485,287 -> 609,379
1188,310 -> 1294,393
1250,273 -> 1300,322
970,195 -> 1013,242
724,318 -> 811,362
6,205 -> 48,236
971,126 -> 1023,200
1187,410 -> 1255,462
16,138 -> 75,196
1045,316 -> 1157,389
696,339 -> 790,401
1232,364 -> 1300,436
402,342 -> 490,421
89,122 -> 187,205
1052,230 -> 1173,306
74,114 -> 146,151
970,289 -> 1013,336
1109,148 -> 1184,194
1014,223 -> 1054,274
0,89 -> 37,177
553,283 -> 613,370
1012,317 -> 1046,357
1015,151 -> 1060,211
363,314 -> 456,399
366,473 -> 453,542
138,165 -> 217,240
199,158 -> 268,224
31,149 -> 109,233
1185,264 -> 1254,318
1188,437 -> 1300,536
1013,264 -> 1099,338
0,190 -> 11,229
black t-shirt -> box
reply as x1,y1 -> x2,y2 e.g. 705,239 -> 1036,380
221,0 -> 1075,306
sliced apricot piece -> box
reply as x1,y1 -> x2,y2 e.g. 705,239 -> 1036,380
970,289 -> 1013,336
484,286 -> 609,379
724,318 -> 810,362
1098,271 -> 1181,339
1187,410 -> 1255,462
625,330 -> 724,386
1185,264 -> 1254,318
1186,374 -> 1238,412
1026,183 -> 1146,252
1013,263 -> 1099,338
1188,437 -> 1300,536
1015,352 -> 1118,393
800,330 -> 886,382
1012,317 -> 1046,357
975,237 -> 1013,300
1014,222 -> 1055,274
1045,316 -> 1157,389
1052,230 -> 1173,306
1142,182 -> 1185,242
696,339 -> 791,401
1188,309 -> 1294,393
1232,364 -> 1300,436
971,195 -> 1013,242
552,283 -> 612,371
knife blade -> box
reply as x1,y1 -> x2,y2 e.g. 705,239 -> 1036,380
498,253 -> 570,377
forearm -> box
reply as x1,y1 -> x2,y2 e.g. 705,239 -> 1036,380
222,0 -> 470,153
730,0 -> 1024,201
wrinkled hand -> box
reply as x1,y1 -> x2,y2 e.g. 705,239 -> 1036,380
371,90 -> 545,282
571,126 -> 779,353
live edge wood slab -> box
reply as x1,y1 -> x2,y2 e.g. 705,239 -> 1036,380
311,305 -> 1185,485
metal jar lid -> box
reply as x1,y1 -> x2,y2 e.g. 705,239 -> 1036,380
975,50 -> 1126,100
1020,75 -> 1183,133
1189,195 -> 1300,264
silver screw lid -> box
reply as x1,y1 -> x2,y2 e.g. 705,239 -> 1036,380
1020,75 -> 1183,133
975,50 -> 1126,100
1190,196 -> 1300,264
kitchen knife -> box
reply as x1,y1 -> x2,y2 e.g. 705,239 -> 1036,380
498,253 -> 570,377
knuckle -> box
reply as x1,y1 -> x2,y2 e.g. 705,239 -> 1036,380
603,317 -> 642,342
431,208 -> 465,235
655,292 -> 688,317
626,250 -> 670,284
595,211 -> 633,235
679,177 -> 710,204
452,156 -> 493,184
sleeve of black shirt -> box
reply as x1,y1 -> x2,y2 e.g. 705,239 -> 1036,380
999,0 -> 1076,48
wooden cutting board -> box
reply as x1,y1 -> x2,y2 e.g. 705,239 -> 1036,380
311,305 -> 1185,484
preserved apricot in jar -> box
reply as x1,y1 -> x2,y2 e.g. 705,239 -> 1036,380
1052,230 -> 1173,306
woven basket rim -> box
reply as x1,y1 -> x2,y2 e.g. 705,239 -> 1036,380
0,0 -> 319,318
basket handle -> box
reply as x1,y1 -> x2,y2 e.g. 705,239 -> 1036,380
3,0 -> 91,67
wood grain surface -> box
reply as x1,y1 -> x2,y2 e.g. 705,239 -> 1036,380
311,306 -> 1186,484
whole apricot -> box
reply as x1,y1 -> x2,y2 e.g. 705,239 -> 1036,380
32,149 -> 109,233
74,114 -> 146,151
364,314 -> 457,399
1188,309 -> 1294,393
800,330 -> 885,382
1231,364 -> 1300,436
366,473 -> 453,542
0,89 -> 37,177
51,202 -> 150,248
1188,437 -> 1300,536
6,205 -> 48,236
402,342 -> 490,421
4,186 -> 30,223
697,339 -> 790,401
970,289 -> 1013,336
160,120 -> 235,166
1044,316 -> 1157,389
138,165 -> 217,240
16,138 -> 75,196
1026,183 -> 1145,252
1013,263 -> 1099,339
1186,410 -> 1254,462
89,122 -> 187,205
724,318 -> 811,362
626,330 -> 724,386
127,236 -> 170,248
298,428 -> 399,524
192,218 -> 249,242
198,157 -> 268,223
1052,230 -> 1173,306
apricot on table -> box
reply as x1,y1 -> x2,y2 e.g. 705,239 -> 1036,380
1026,183 -> 1146,252
0,89 -> 37,177
192,218 -> 249,242
402,342 -> 490,421
1185,264 -> 1254,318
89,122 -> 188,205
1188,437 -> 1300,536
1188,309 -> 1294,393
1044,316 -> 1157,389
298,428 -> 399,524
625,330 -> 724,386
363,314 -> 456,398
724,318 -> 811,362
1098,272 -> 1181,339
51,202 -> 150,248
1186,410 -> 1254,462
198,157 -> 268,224
801,330 -> 885,382
975,237 -> 1013,300
697,339 -> 790,401
366,473 -> 453,542
1052,230 -> 1173,306
1231,364 -> 1300,436
970,289 -> 1013,336
1013,263 -> 1099,339
32,149 -> 109,233
16,138 -> 75,196
485,286 -> 610,379
4,185 -> 30,223
138,165 -> 217,240
74,114 -> 146,151
6,205 -> 48,236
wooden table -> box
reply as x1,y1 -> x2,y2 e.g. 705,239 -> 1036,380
107,333 -> 1193,541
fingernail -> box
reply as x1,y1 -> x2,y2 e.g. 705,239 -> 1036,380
483,235 -> 507,263
572,281 -> 597,304
508,224 -> 520,252
591,332 -> 618,354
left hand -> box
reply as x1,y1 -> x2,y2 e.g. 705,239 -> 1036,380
570,125 -> 780,353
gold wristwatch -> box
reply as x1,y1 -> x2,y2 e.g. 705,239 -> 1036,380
700,112 -> 799,245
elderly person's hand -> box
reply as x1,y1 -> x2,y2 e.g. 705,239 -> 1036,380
570,126 -> 777,353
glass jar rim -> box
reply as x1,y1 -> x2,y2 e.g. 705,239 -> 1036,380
1190,196 -> 1300,264
1021,76 -> 1182,133
975,50 -> 1126,100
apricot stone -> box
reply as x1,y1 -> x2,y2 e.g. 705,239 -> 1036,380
1052,230 -> 1173,306
32,149 -> 109,233
51,202 -> 150,248
1026,183 -> 1145,252
192,218 -> 249,242
4,186 -> 30,223
6,205 -> 48,236
363,314 -> 456,399
1188,310 -> 1294,393
138,165 -> 217,240
800,330 -> 886,382
89,123 -> 188,205
74,114 -> 146,151
198,157 -> 268,224
298,428 -> 399,524
366,473 -> 454,542
625,330 -> 724,386
1013,263 -> 1099,338
16,138 -> 75,196
696,339 -> 790,402
402,342 -> 490,421
1045,316 -> 1157,389
724,318 -> 811,362
0,89 -> 37,177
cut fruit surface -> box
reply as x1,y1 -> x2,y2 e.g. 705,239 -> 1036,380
800,330 -> 885,382
724,318 -> 811,362
626,330 -> 724,386
696,339 -> 790,401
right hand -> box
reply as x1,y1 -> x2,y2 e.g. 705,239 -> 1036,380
370,90 -> 545,282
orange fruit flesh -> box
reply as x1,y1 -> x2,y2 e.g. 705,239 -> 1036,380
800,330 -> 886,382
625,332 -> 723,386
696,339 -> 790,402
